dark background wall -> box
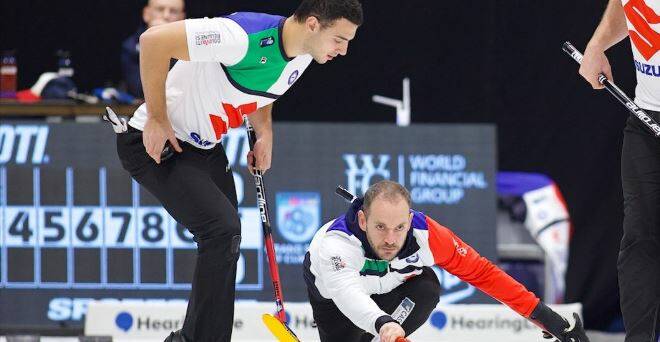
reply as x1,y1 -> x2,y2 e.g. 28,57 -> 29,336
1,0 -> 633,330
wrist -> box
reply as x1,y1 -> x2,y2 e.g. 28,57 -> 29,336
256,128 -> 273,141
585,40 -> 607,53
375,315 -> 397,334
147,114 -> 169,125
529,302 -> 568,337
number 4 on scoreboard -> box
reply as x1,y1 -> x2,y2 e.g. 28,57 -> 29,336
4,207 -> 37,246
9,211 -> 33,242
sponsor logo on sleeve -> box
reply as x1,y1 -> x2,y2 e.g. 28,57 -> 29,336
195,31 -> 221,46
452,238 -> 468,257
330,256 -> 346,271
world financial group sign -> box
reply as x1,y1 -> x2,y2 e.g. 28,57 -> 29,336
343,153 -> 487,205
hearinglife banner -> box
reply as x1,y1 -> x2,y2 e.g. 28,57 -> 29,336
83,301 -> 581,341
0,122 -> 496,330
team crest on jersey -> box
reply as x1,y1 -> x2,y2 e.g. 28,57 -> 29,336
260,36 -> 275,47
405,253 -> 420,263
288,70 -> 300,85
260,57 -> 268,64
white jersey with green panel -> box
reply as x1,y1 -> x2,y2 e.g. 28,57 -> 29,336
129,12 -> 314,148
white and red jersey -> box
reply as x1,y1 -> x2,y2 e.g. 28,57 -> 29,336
303,198 -> 540,336
129,13 -> 313,148
623,0 -> 660,110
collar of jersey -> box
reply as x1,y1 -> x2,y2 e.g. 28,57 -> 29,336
277,17 -> 294,62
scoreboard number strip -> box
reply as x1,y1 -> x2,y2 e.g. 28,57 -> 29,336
2,207 -> 198,247
0,165 -> 262,290
1,205 -> 261,289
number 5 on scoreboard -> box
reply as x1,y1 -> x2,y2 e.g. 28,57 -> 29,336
38,207 -> 70,247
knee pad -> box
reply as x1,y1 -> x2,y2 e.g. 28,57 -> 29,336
229,234 -> 241,260
197,233 -> 241,260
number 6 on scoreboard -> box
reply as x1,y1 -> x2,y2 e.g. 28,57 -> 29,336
71,208 -> 103,247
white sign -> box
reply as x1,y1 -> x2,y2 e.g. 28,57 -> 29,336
85,301 -> 581,342
409,303 -> 582,342
84,301 -> 320,341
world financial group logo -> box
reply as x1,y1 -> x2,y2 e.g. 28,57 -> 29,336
342,153 -> 488,205
343,154 -> 391,196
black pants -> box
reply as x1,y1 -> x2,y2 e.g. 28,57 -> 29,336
117,127 -> 241,342
619,111 -> 660,342
309,267 -> 440,342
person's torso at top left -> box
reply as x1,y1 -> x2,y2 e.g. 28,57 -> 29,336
130,12 -> 313,149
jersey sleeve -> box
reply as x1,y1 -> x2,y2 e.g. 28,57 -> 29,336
316,235 -> 390,336
425,215 -> 540,317
184,17 -> 248,64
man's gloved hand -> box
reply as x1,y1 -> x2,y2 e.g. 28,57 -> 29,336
530,302 -> 590,342
103,107 -> 128,133
541,313 -> 588,342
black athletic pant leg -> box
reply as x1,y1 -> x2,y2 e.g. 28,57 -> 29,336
619,111 -> 660,342
117,128 -> 241,342
310,266 -> 440,342
369,267 -> 441,340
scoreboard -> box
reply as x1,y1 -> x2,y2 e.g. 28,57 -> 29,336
0,169 -> 263,290
0,122 -> 497,330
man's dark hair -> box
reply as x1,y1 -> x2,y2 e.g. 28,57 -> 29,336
362,180 -> 411,216
294,0 -> 363,27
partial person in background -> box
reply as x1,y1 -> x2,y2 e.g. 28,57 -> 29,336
579,0 -> 660,341
121,0 -> 185,98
